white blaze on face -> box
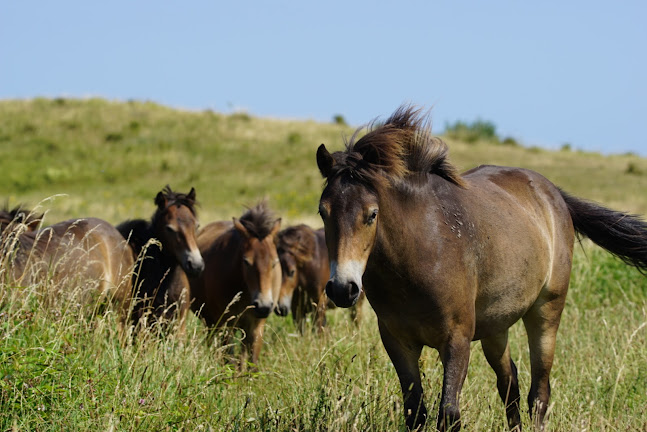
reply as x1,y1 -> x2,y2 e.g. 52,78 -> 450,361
329,259 -> 365,290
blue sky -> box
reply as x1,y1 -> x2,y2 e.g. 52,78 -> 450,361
2,1 -> 646,155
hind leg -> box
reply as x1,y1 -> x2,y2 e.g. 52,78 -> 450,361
522,294 -> 566,430
481,330 -> 521,430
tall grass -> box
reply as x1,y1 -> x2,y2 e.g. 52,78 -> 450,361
0,244 -> 645,431
0,98 -> 646,430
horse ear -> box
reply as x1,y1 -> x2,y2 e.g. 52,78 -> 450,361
233,218 -> 249,238
187,187 -> 196,202
155,191 -> 167,208
270,218 -> 282,238
316,144 -> 334,178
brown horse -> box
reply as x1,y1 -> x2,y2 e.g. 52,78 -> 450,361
0,213 -> 134,317
117,186 -> 204,328
316,105 -> 647,431
274,224 -> 364,332
0,205 -> 43,232
187,201 -> 282,365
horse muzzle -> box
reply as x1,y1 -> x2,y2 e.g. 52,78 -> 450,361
182,252 -> 205,277
325,278 -> 361,308
251,298 -> 274,318
274,303 -> 289,317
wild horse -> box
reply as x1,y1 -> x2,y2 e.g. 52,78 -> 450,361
118,186 -> 204,329
316,105 -> 647,431
0,212 -> 134,318
274,224 -> 364,332
187,201 -> 282,365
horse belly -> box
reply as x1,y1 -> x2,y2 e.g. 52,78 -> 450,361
473,257 -> 550,340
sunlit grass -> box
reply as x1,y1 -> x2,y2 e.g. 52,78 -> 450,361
0,98 -> 646,430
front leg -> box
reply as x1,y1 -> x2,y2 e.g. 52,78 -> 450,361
314,289 -> 328,332
378,320 -> 426,430
241,317 -> 267,369
437,335 -> 471,432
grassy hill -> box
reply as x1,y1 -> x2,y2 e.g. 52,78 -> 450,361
2,97 -> 647,226
0,98 -> 645,431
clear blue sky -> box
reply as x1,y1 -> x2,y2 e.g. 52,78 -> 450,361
2,1 -> 646,155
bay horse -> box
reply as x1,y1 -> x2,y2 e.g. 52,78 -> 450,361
187,201 -> 282,365
0,214 -> 134,318
316,105 -> 647,431
117,186 -> 204,329
274,224 -> 364,332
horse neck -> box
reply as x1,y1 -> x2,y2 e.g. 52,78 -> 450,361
373,175 -> 462,264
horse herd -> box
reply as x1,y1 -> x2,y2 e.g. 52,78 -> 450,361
0,188 -> 357,366
3,104 -> 647,431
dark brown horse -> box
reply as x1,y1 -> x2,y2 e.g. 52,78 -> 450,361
187,201 -> 282,365
316,105 -> 647,431
0,205 -> 43,232
274,224 -> 364,332
117,186 -> 204,328
1,214 -> 134,317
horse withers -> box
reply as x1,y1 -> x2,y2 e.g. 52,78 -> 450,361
117,186 -> 204,330
274,224 -> 364,332
316,105 -> 647,431
187,201 -> 281,366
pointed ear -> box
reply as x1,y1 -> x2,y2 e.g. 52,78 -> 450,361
233,218 -> 249,238
187,187 -> 196,202
316,144 -> 334,178
270,218 -> 282,238
155,191 -> 167,208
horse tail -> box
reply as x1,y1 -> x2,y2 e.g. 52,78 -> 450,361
559,188 -> 647,272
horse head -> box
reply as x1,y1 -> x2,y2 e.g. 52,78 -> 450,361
153,186 -> 204,277
234,215 -> 282,319
317,144 -> 378,308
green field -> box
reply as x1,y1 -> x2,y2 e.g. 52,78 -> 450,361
0,98 -> 645,431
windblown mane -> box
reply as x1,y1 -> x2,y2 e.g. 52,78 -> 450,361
277,225 -> 316,263
239,200 -> 277,239
329,105 -> 466,188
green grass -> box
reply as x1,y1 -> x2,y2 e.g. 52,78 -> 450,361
0,98 -> 646,430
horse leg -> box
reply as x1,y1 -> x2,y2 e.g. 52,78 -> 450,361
378,320 -> 426,430
314,290 -> 328,332
437,335 -> 471,432
349,293 -> 363,326
522,296 -> 565,430
481,331 -> 521,430
242,318 -> 266,369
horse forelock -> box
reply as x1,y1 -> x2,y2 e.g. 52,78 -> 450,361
278,225 -> 316,262
328,104 -> 466,189
159,186 -> 198,215
239,201 -> 277,239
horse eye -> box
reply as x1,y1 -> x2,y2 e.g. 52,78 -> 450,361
165,225 -> 177,234
243,256 -> 252,266
367,209 -> 378,225
318,206 -> 328,221
288,269 -> 295,277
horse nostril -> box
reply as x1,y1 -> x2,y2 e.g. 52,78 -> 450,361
326,279 -> 360,308
348,281 -> 360,299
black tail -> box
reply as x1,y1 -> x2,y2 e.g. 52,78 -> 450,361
559,189 -> 647,272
